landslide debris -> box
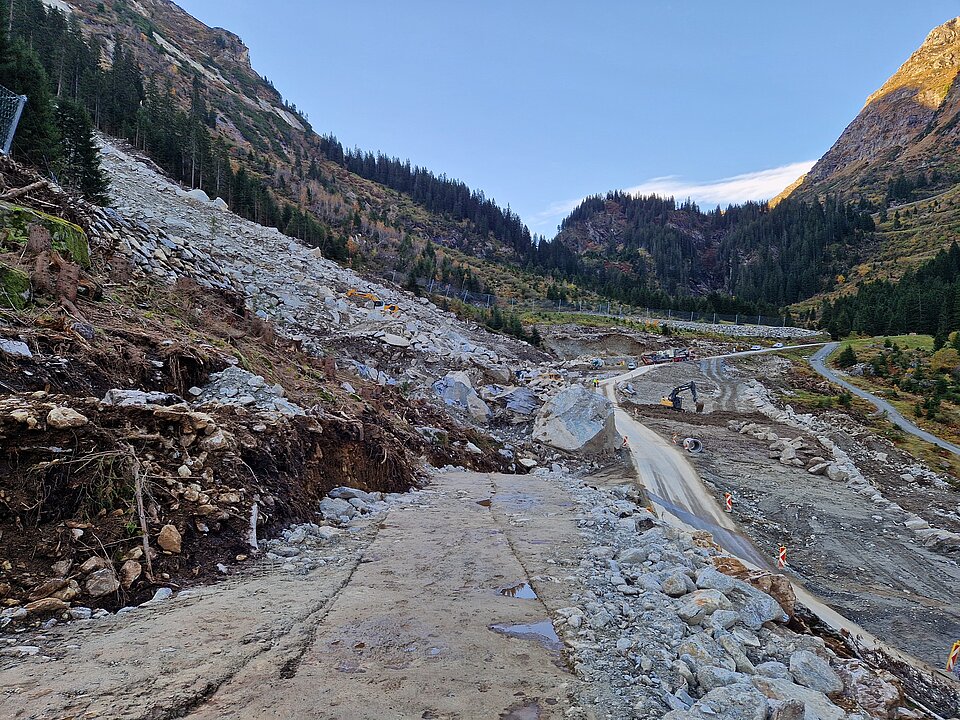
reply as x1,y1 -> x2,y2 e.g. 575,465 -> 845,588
0,153 -> 508,629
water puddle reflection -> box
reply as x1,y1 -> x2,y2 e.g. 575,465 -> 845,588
489,619 -> 561,651
498,581 -> 537,599
500,702 -> 541,719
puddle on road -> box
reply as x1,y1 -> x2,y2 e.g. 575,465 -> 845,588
498,582 -> 537,599
489,619 -> 561,651
500,702 -> 541,720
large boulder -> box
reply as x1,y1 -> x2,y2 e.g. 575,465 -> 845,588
433,371 -> 491,422
532,385 -> 618,453
789,650 -> 843,696
664,683 -> 769,720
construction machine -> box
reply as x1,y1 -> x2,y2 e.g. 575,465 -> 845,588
660,382 -> 704,412
346,288 -> 380,303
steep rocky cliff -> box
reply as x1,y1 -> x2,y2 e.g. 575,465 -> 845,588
799,16 -> 960,202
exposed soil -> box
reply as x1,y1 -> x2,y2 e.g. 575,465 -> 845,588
1,277 -> 510,619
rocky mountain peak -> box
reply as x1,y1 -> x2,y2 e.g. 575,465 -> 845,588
865,15 -> 960,110
795,15 -> 960,201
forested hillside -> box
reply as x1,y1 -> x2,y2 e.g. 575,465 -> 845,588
822,242 -> 960,340
551,191 -> 875,310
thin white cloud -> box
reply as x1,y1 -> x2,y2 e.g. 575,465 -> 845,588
530,160 -> 815,234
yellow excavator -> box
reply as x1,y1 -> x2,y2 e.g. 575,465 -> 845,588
660,382 -> 704,413
346,288 -> 380,303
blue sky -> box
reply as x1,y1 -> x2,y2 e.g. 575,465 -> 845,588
178,1 -> 959,234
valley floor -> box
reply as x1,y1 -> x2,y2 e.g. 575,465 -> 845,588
618,357 -> 960,670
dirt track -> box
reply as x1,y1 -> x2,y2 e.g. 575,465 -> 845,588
0,472 -> 587,720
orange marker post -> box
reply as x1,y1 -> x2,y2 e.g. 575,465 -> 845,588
777,545 -> 787,569
947,640 -> 960,673
724,493 -> 733,513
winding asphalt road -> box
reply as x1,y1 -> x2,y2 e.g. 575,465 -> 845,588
809,343 -> 960,456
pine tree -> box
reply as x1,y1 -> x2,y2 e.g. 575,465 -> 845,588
53,98 -> 108,203
0,38 -> 59,166
835,345 -> 858,369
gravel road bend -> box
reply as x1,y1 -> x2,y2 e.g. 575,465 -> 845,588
809,342 -> 960,456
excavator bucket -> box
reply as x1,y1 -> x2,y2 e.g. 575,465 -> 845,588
696,400 -> 704,413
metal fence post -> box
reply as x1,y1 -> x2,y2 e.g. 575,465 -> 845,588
2,94 -> 26,156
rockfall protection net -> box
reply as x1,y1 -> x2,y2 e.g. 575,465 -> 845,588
0,83 -> 27,156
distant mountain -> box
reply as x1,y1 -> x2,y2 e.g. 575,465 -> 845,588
551,192 -> 874,309
777,16 -> 960,284
798,17 -> 960,203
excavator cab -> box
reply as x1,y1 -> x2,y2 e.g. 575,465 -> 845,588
659,382 -> 705,413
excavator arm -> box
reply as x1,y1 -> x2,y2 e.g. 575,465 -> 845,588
659,382 -> 704,412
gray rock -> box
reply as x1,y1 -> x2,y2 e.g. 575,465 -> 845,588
696,665 -> 748,692
709,610 -> 740,630
669,683 -> 768,720
789,650 -> 843,696
756,661 -> 791,679
150,587 -> 173,602
85,568 -> 120,597
696,567 -> 737,593
101,389 -> 181,407
0,338 -> 32,359
318,497 -> 357,522
532,385 -> 618,453
433,371 -> 491,422
728,579 -> 788,629
676,632 -> 727,668
272,546 -> 300,558
751,676 -> 844,720
662,572 -> 690,597
329,486 -> 381,504
68,607 -> 93,620
617,547 -> 647,564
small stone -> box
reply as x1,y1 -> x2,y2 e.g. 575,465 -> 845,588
0,338 -> 32,358
79,556 -> 111,574
85,568 -> 120,597
24,597 -> 69,616
46,406 -> 88,429
177,465 -> 191,478
157,524 -> 182,553
68,607 -> 93,620
151,587 -> 173,602
119,560 -> 142,589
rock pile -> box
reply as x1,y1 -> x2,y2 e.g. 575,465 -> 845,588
549,473 -> 906,719
93,142 -> 521,387
727,421 -> 847,480
744,380 -> 960,555
662,320 -> 821,340
190,366 -> 304,417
